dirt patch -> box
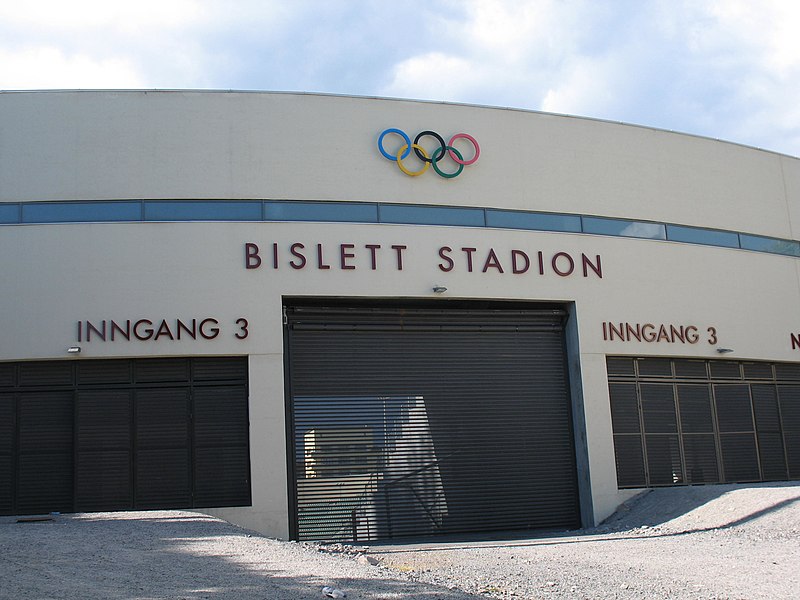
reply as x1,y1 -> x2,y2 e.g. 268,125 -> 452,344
2,482 -> 798,599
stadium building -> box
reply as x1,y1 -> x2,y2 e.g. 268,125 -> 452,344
1,90 -> 798,541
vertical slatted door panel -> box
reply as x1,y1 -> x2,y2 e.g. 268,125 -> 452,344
288,308 -> 578,542
714,384 -> 760,482
752,385 -> 788,481
608,383 -> 646,488
135,388 -> 191,509
16,391 -> 74,514
75,389 -> 133,511
778,385 -> 800,479
0,393 -> 13,514
640,384 -> 683,485
677,385 -> 719,484
193,385 -> 251,507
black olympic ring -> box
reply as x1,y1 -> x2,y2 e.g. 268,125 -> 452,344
377,128 -> 480,178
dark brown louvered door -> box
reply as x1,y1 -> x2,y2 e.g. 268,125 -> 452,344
0,357 -> 250,516
286,305 -> 579,542
607,357 -> 800,489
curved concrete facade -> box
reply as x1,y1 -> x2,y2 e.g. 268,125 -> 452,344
2,90 -> 799,538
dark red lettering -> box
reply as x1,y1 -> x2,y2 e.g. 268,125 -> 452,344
582,253 -> 602,278
365,244 -> 381,270
552,252 -> 575,276
133,319 -> 154,340
111,320 -> 131,341
511,250 -> 530,274
391,245 -> 407,270
86,320 -> 106,342
316,244 -> 331,270
482,248 -> 504,273
340,244 -> 356,270
461,247 -> 477,272
199,318 -> 220,340
289,243 -> 306,269
438,246 -> 454,272
154,320 -> 175,341
176,319 -> 197,340
245,243 -> 261,269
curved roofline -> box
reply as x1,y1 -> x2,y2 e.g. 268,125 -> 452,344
0,88 -> 797,160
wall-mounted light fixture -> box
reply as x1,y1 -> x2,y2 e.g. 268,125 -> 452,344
67,346 -> 81,354
716,348 -> 734,354
432,285 -> 447,294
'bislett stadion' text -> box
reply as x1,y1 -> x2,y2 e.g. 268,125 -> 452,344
244,242 -> 602,278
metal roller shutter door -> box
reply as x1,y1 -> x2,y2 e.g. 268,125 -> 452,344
0,357 -> 250,516
286,305 -> 580,542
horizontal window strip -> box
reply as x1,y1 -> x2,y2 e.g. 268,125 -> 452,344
1,199 -> 799,260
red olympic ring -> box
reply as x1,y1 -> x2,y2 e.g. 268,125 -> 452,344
378,128 -> 480,177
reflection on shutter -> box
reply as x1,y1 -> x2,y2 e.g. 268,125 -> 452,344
287,306 -> 578,542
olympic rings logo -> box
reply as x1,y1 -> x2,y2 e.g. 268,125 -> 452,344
377,128 -> 480,178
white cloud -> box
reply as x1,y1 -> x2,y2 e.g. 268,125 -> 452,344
0,47 -> 146,89
0,0 -> 205,31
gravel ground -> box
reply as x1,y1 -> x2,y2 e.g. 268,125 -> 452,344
1,481 -> 798,599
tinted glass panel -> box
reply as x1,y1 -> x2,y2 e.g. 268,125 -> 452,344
674,360 -> 708,378
486,210 -> 581,232
266,201 -> 378,223
677,385 -> 714,433
607,357 -> 635,377
739,234 -> 800,256
645,435 -> 683,484
0,204 -> 20,223
582,216 -> 666,239
380,204 -> 484,226
613,435 -> 646,487
641,384 -> 677,433
609,383 -> 640,434
715,385 -> 754,432
23,202 -> 141,223
710,361 -> 741,379
683,434 -> 719,484
144,201 -> 261,221
637,358 -> 672,377
666,225 -> 739,248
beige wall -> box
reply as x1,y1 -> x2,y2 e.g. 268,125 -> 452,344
1,90 -> 798,238
2,91 -> 800,535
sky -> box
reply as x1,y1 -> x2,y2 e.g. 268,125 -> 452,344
2,0 -> 800,156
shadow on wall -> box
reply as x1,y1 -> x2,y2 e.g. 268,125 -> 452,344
0,512 -> 483,600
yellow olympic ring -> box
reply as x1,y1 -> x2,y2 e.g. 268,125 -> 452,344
396,143 -> 430,177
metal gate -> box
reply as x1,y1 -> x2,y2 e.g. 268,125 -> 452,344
0,357 -> 250,516
607,356 -> 800,488
285,304 -> 580,542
